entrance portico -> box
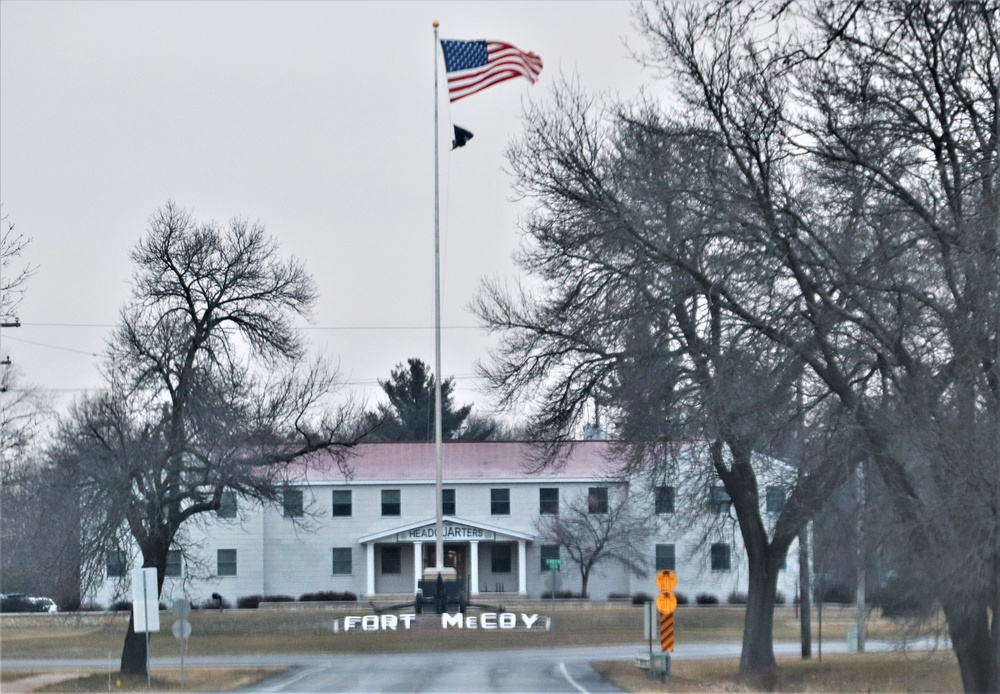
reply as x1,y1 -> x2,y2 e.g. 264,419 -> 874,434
359,518 -> 533,597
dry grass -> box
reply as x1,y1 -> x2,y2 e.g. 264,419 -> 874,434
1,604 -> 956,692
0,604 -> 943,661
595,652 -> 961,693
8,667 -> 286,692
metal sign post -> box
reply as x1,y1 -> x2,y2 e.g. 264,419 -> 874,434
544,559 -> 561,647
171,599 -> 193,686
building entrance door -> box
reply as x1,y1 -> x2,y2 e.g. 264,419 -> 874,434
425,543 -> 467,585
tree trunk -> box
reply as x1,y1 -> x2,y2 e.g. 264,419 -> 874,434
739,553 -> 780,686
943,596 -> 996,693
119,611 -> 147,676
119,554 -> 167,676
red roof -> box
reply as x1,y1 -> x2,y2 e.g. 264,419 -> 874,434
286,441 -> 618,484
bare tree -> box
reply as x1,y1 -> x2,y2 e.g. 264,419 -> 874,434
1,210 -> 41,472
631,2 -> 998,690
535,484 -> 655,597
47,203 -> 365,676
479,1 -> 997,688
0,210 -> 37,323
0,217 -> 70,604
475,81 -> 851,680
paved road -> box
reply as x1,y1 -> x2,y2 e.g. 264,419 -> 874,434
2,639 -> 947,693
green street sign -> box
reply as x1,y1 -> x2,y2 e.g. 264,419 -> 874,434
545,558 -> 562,571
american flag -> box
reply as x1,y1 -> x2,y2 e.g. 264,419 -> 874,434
440,39 -> 543,103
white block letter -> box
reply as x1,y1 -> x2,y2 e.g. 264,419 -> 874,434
442,612 -> 463,629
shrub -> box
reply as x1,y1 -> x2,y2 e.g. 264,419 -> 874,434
695,593 -> 719,605
197,595 -> 231,610
237,595 -> 263,609
631,591 -> 650,605
775,591 -> 786,605
111,599 -> 131,612
540,590 -> 587,599
259,595 -> 294,604
727,591 -> 748,605
674,591 -> 689,605
607,592 -> 629,601
78,602 -> 104,612
818,581 -> 854,605
299,591 -> 357,602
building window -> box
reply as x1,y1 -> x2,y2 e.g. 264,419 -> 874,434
382,489 -> 401,516
491,488 -> 510,515
766,486 -> 785,514
655,486 -> 675,514
710,543 -> 731,571
540,544 -> 560,572
217,549 -> 238,577
283,489 -> 304,518
655,544 -> 676,572
709,486 -> 732,514
442,488 -> 456,516
381,546 -> 401,574
588,487 -> 609,514
217,491 -> 237,519
106,550 -> 127,578
539,487 -> 559,515
331,490 -> 352,517
491,544 -> 512,573
165,549 -> 182,578
332,547 -> 352,575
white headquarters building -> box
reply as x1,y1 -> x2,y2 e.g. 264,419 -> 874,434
89,441 -> 801,607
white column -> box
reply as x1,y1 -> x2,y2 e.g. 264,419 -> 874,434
517,540 -> 528,595
413,542 -> 423,591
365,543 -> 376,597
469,541 -> 480,595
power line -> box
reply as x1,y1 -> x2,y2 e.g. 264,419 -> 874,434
21,322 -> 484,331
2,334 -> 101,357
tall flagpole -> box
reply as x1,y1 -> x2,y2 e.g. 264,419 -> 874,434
432,20 -> 444,574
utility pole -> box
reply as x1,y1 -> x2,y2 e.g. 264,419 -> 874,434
855,462 -> 866,652
799,523 -> 812,658
795,372 -> 812,659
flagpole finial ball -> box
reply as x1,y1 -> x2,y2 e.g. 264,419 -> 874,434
433,21 -> 439,28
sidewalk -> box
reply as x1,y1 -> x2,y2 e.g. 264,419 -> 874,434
3,671 -> 89,693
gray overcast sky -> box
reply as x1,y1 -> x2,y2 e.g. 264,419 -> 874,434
0,0 -> 652,418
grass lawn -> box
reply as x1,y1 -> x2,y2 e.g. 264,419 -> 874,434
3,668 -> 287,692
595,652 -> 961,692
1,604 -> 958,692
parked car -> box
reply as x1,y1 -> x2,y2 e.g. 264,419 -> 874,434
0,592 -> 57,613
29,596 -> 58,613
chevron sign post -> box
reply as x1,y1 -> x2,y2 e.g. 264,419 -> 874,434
655,570 -> 677,653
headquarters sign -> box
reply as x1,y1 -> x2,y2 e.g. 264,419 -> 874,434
397,523 -> 495,542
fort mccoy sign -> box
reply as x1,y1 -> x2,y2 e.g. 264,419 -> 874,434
396,523 -> 495,542
334,612 -> 547,633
